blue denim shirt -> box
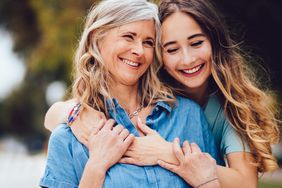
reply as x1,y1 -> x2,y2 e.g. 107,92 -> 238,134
40,96 -> 222,188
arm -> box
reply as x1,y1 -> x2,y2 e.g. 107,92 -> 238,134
40,120 -> 134,188
44,99 -> 77,131
79,119 -> 135,188
217,152 -> 257,188
44,100 -> 106,147
120,121 -> 257,188
158,138 -> 220,188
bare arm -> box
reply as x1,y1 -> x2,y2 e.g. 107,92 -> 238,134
44,99 -> 77,131
120,122 -> 257,188
79,160 -> 106,188
44,100 -> 106,147
216,153 -> 257,188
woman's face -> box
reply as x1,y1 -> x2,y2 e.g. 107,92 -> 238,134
99,20 -> 156,86
161,12 -> 212,92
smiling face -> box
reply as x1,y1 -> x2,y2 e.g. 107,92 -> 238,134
161,12 -> 212,94
99,20 -> 156,86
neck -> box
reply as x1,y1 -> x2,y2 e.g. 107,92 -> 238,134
110,82 -> 141,114
184,80 -> 209,107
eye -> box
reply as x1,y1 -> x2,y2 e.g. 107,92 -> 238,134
191,40 -> 203,47
166,48 -> 179,54
123,34 -> 134,41
143,40 -> 155,48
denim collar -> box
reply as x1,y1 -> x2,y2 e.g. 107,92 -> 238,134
106,98 -> 172,113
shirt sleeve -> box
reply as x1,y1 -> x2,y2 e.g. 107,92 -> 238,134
221,120 -> 250,155
40,124 -> 79,188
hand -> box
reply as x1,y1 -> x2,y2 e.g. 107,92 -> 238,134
71,106 -> 106,148
157,138 -> 219,188
119,117 -> 176,166
88,119 -> 135,172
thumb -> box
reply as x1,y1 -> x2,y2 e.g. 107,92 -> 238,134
137,116 -> 155,136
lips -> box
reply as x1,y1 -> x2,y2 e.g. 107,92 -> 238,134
180,63 -> 205,77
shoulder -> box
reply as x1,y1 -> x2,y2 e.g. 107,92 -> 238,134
48,124 -> 75,150
44,99 -> 78,130
175,95 -> 202,111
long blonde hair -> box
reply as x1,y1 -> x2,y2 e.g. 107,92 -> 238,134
158,0 -> 280,172
72,0 -> 174,117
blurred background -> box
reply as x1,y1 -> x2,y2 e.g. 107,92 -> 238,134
0,0 -> 281,187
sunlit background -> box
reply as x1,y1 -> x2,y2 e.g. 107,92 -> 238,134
0,0 -> 281,188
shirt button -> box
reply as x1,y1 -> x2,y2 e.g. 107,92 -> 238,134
155,107 -> 159,111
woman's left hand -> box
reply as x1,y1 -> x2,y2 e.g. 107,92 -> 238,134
119,117 -> 177,166
157,138 -> 220,188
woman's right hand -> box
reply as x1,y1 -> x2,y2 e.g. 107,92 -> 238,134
88,119 -> 135,172
157,138 -> 220,188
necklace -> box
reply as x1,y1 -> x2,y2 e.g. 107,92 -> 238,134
128,106 -> 143,119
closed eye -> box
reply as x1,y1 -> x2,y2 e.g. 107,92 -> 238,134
191,40 -> 203,47
143,40 -> 155,48
166,48 -> 179,54
123,34 -> 134,40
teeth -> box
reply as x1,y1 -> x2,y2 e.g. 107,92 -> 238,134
122,59 -> 139,67
183,65 -> 202,74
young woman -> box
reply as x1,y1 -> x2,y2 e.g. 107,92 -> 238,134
44,0 -> 280,187
40,0 -> 220,187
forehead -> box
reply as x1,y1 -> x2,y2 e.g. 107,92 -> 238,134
115,20 -> 156,38
161,12 -> 203,40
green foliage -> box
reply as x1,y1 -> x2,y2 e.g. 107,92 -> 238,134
0,0 -> 97,140
259,180 -> 282,188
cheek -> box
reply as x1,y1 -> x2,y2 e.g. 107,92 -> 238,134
145,49 -> 154,64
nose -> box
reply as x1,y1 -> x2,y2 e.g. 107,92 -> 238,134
182,48 -> 196,65
131,41 -> 144,57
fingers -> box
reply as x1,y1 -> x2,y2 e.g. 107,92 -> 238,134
90,119 -> 105,134
119,128 -> 130,140
173,138 -> 185,163
182,140 -> 192,156
190,143 -> 202,154
157,160 -> 177,174
103,119 -> 115,130
119,157 -> 136,164
113,124 -> 124,134
123,134 -> 135,147
137,116 -> 155,136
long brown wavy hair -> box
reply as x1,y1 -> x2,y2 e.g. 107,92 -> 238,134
158,0 -> 280,172
72,0 -> 174,117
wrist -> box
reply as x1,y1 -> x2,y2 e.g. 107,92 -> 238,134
160,141 -> 179,165
87,158 -> 108,175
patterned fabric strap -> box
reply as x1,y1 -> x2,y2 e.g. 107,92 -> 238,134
67,103 -> 81,126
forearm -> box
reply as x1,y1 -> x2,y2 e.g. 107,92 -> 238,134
79,159 -> 106,188
216,165 -> 257,188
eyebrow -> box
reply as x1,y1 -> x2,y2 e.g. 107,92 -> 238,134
162,33 -> 206,48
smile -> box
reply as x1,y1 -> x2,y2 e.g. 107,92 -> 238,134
121,58 -> 140,67
180,63 -> 205,77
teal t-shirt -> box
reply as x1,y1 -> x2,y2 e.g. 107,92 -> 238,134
204,94 -> 250,164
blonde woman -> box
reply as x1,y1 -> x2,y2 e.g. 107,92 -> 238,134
40,0 -> 220,187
